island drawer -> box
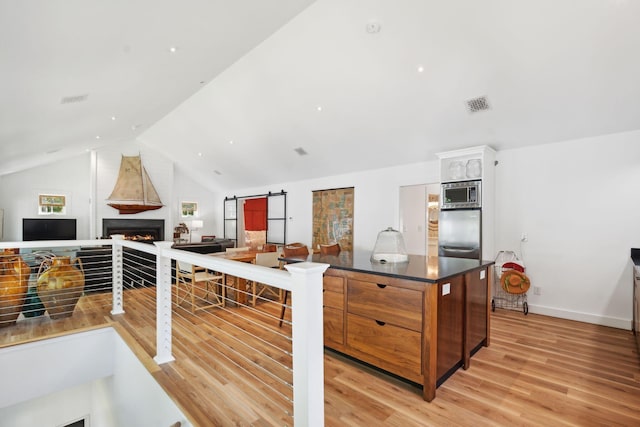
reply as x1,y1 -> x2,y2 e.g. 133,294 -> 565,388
347,279 -> 422,332
346,313 -> 422,381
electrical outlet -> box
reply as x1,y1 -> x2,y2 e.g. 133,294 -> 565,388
442,283 -> 450,296
534,286 -> 542,296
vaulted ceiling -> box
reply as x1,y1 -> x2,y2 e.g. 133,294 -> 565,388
2,0 -> 640,190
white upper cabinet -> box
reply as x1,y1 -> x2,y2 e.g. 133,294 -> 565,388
436,145 -> 495,183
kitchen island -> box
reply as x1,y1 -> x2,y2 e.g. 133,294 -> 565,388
284,251 -> 494,401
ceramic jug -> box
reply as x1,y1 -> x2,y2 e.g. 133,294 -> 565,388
37,256 -> 85,319
0,249 -> 30,327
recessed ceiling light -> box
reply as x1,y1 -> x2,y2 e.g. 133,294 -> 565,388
365,21 -> 381,34
95,135 -> 100,139
229,140 -> 234,145
417,65 -> 425,73
316,105 -> 323,112
168,46 -> 178,53
197,152 -> 203,157
111,116 -> 117,121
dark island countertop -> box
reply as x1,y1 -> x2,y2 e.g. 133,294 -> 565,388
282,250 -> 494,283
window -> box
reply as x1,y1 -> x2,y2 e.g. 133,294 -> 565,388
266,193 -> 286,245
224,191 -> 286,245
224,198 -> 237,240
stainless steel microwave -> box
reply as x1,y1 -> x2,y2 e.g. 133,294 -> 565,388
441,180 -> 481,210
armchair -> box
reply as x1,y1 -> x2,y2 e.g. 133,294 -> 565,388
175,260 -> 225,313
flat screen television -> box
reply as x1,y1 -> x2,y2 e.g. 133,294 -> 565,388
22,218 -> 77,241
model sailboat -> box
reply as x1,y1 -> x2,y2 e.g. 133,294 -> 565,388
107,155 -> 163,214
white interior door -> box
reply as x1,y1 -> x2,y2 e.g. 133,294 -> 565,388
399,184 -> 427,255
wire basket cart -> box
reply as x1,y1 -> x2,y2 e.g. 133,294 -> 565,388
491,250 -> 529,315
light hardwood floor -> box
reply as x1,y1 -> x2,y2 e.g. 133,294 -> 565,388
1,288 -> 639,426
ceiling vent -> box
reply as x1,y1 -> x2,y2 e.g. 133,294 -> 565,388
60,94 -> 88,104
466,96 -> 490,113
294,147 -> 308,156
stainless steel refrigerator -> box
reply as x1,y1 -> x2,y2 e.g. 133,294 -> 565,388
438,209 -> 481,259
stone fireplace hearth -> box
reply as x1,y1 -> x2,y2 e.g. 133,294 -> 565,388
102,218 -> 165,242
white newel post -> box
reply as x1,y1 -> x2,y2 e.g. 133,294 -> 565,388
284,261 -> 329,427
154,241 -> 175,364
110,238 -> 125,315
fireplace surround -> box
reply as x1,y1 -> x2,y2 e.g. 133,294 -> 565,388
102,218 -> 165,242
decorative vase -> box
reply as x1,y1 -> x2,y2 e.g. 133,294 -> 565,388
23,286 -> 45,318
36,256 -> 85,319
0,249 -> 30,327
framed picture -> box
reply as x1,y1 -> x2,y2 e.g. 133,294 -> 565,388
312,187 -> 354,251
39,194 -> 67,215
181,201 -> 198,217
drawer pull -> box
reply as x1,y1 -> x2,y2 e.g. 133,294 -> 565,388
376,284 -> 387,289
375,320 -> 386,326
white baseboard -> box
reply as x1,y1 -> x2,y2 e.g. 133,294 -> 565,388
527,304 -> 631,330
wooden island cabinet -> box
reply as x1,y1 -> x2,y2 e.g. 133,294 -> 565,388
322,274 -> 345,348
303,251 -> 494,401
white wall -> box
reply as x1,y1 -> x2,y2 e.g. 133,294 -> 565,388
0,328 -> 115,410
0,328 -> 189,427
96,142 -> 217,241
2,131 -> 639,330
0,141 -> 217,243
222,132 -> 639,328
95,141 -> 174,239
495,130 -> 640,328
220,160 -> 440,251
172,165 -> 223,241
0,328 -> 116,427
0,152 -> 91,241
109,328 -> 190,427
0,379 -> 115,427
